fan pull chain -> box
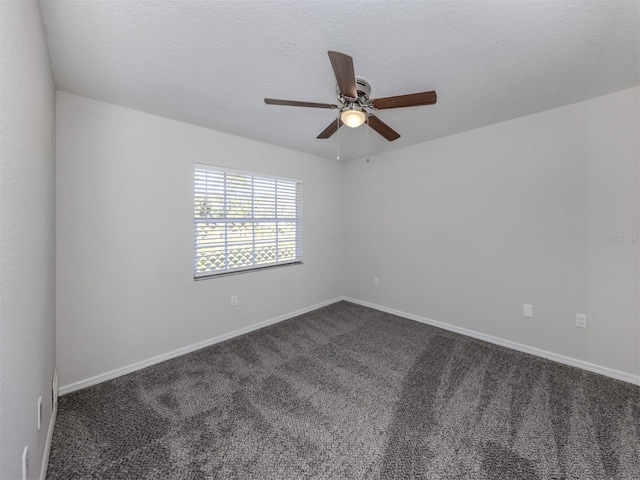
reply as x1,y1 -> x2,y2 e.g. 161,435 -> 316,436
366,112 -> 370,163
336,115 -> 341,160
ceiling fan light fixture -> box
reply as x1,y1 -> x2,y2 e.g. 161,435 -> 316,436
340,108 -> 366,128
265,51 -> 434,141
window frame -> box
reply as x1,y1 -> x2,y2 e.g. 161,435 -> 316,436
193,163 -> 303,279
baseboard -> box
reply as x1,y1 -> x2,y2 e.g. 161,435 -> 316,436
345,297 -> 640,386
40,380 -> 57,480
59,297 -> 345,395
59,295 -> 639,394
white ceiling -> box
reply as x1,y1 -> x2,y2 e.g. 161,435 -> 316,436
39,0 -> 639,161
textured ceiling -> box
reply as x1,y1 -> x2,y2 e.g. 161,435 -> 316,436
39,0 -> 639,161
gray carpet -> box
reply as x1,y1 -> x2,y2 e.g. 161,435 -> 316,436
47,301 -> 640,479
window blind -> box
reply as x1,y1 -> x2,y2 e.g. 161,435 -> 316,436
194,164 -> 302,278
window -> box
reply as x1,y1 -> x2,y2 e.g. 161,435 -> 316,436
193,164 -> 302,278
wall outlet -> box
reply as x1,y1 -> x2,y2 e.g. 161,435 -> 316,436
576,314 -> 587,328
523,304 -> 533,318
374,276 -> 380,286
37,396 -> 42,430
230,295 -> 238,306
22,446 -> 28,480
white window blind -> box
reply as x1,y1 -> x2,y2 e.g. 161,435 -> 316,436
194,164 -> 302,278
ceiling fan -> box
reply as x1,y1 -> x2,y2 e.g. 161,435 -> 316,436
264,51 -> 437,142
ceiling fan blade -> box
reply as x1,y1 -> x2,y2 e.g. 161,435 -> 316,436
327,51 -> 357,99
265,98 -> 338,109
371,91 -> 437,109
317,118 -> 343,139
366,114 -> 400,141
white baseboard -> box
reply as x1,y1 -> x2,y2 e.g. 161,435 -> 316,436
59,297 -> 344,395
345,297 -> 640,386
40,372 -> 58,480
59,295 -> 639,395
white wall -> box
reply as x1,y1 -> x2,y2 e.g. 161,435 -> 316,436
57,86 -> 638,391
56,92 -> 344,389
344,87 -> 639,378
0,1 -> 57,479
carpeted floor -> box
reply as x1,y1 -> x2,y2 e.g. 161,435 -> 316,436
47,301 -> 640,479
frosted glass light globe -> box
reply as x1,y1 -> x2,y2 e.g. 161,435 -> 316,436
340,109 -> 366,128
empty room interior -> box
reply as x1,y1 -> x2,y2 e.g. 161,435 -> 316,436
1,1 -> 639,479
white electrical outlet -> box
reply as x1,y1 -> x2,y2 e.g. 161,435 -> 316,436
22,446 -> 28,480
230,295 -> 238,306
37,397 -> 42,430
374,276 -> 380,286
576,314 -> 587,328
523,304 -> 533,318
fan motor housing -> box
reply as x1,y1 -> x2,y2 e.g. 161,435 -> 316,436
337,77 -> 371,105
